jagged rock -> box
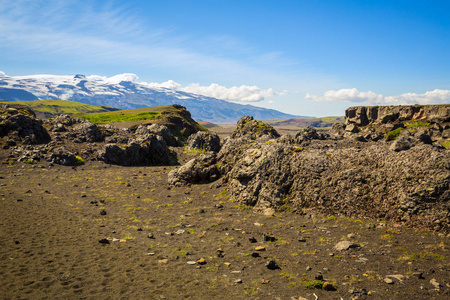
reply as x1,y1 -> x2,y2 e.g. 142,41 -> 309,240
0,104 -> 51,144
345,124 -> 359,133
168,153 -> 219,185
389,136 -> 411,152
295,126 -> 329,142
330,122 -> 346,137
217,136 -> 449,232
231,116 -> 280,140
135,124 -> 181,147
98,134 -> 172,166
49,147 -> 78,166
72,121 -> 104,143
186,131 -> 221,152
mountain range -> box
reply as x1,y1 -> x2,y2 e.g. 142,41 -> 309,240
0,74 -> 305,123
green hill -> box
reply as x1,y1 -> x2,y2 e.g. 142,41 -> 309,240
0,100 -> 119,118
79,104 -> 207,139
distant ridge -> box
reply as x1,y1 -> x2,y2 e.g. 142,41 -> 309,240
0,74 -> 308,123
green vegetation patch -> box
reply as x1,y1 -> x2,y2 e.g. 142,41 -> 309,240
0,100 -> 118,117
79,111 -> 160,123
385,127 -> 402,141
442,140 -> 450,149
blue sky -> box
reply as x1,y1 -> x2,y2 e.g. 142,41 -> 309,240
0,0 -> 449,116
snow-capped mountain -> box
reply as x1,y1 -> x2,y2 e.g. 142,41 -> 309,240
0,74 -> 303,123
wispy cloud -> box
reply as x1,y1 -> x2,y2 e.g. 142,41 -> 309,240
306,88 -> 450,105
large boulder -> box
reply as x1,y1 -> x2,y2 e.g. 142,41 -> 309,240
135,124 -> 181,147
186,131 -> 221,152
0,105 -> 51,144
49,147 -> 79,166
220,139 -> 450,232
231,116 -> 280,140
98,134 -> 172,166
71,121 -> 104,143
167,153 -> 219,185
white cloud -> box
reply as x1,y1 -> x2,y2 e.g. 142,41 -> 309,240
306,88 -> 450,105
144,80 -> 285,102
0,71 -> 6,77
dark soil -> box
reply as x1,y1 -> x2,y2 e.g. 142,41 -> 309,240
1,153 -> 449,299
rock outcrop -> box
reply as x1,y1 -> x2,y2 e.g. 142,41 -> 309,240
169,113 -> 450,233
186,131 -> 221,152
346,105 -> 450,126
231,116 -> 280,140
0,104 -> 51,144
98,134 -> 173,166
167,153 -> 219,185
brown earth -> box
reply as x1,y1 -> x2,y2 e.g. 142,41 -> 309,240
0,153 -> 449,299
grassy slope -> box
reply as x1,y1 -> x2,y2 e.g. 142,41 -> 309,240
0,100 -> 118,118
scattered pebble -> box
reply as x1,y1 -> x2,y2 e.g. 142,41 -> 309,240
196,258 -> 206,265
384,278 -> 394,284
333,241 -> 360,251
249,237 -> 257,243
265,260 -> 279,270
255,246 -> 266,251
234,279 -> 242,284
187,261 -> 196,265
98,239 -> 109,244
430,278 -> 441,289
148,233 -> 155,239
100,210 -> 107,216
323,282 -> 336,291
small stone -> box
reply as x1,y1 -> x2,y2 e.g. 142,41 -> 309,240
315,273 -> 323,281
198,209 -> 205,213
333,241 -> 360,251
251,252 -> 260,258
255,246 -> 266,251
249,237 -> 257,243
224,262 -> 231,266
187,261 -> 196,265
263,234 -> 276,242
100,210 -> 107,216
147,253 -> 155,256
384,278 -> 394,284
112,238 -> 120,242
98,238 -> 110,244
137,227 -> 143,231
158,259 -> 169,264
197,258 -> 206,265
148,233 -> 155,239
323,282 -> 336,291
347,233 -> 355,239
175,229 -> 185,235
260,279 -> 270,284
430,278 -> 441,289
306,266 -> 312,271
265,260 -> 279,270
298,237 -> 306,242
413,272 -> 424,279
234,279 -> 243,284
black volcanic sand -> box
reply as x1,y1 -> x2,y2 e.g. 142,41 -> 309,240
0,157 -> 449,299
